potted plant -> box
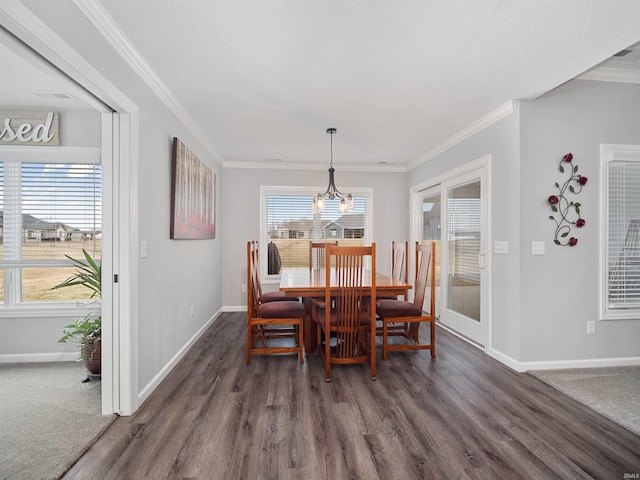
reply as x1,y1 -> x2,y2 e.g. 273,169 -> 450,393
52,249 -> 102,376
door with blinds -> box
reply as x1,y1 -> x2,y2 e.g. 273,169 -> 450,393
440,167 -> 487,346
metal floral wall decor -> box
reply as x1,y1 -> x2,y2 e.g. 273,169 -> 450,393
548,153 -> 588,246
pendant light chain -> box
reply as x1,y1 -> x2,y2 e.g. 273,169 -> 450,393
313,127 -> 354,213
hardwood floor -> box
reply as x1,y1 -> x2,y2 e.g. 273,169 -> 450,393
64,312 -> 640,479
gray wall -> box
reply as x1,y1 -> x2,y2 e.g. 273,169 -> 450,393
519,79 -> 640,364
222,167 -> 409,308
408,106 -> 522,362
0,108 -> 101,359
15,1 -> 224,394
409,79 -> 640,367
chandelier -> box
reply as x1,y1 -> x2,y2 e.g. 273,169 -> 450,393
313,128 -> 354,213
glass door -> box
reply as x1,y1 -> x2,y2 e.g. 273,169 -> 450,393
420,186 -> 441,317
440,168 -> 486,346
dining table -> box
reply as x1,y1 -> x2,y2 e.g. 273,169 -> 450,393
278,267 -> 412,354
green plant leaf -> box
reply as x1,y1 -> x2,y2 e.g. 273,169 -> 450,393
555,182 -> 559,188
551,206 -> 558,212
51,249 -> 101,300
549,215 -> 555,220
569,185 -> 575,193
574,165 -> 578,173
554,239 -> 561,245
559,165 -> 564,173
576,206 -> 580,214
561,232 -> 569,237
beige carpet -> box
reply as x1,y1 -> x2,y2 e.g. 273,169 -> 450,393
529,365 -> 640,436
0,362 -> 116,480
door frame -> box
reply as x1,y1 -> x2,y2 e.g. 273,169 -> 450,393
1,2 -> 140,415
410,155 -> 492,352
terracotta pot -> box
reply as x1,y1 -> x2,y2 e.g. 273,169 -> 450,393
81,340 -> 101,375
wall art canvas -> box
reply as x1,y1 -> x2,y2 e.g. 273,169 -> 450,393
170,137 -> 215,239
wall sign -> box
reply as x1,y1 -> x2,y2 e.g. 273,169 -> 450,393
0,110 -> 59,146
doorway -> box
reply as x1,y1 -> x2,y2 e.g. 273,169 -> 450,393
1,6 -> 138,414
413,158 -> 489,347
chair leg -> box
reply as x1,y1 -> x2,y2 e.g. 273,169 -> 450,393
370,325 -> 376,380
382,320 -> 389,361
298,323 -> 304,363
325,329 -> 331,382
246,322 -> 252,365
431,320 -> 436,358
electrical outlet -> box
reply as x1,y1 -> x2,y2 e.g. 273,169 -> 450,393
587,321 -> 595,335
190,305 -> 195,317
241,284 -> 247,293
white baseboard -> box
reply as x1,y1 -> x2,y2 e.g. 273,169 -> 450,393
440,322 -> 640,373
137,308 -> 222,407
222,305 -> 247,312
0,352 -> 79,363
487,347 -> 640,372
487,347 -> 525,372
520,356 -> 640,371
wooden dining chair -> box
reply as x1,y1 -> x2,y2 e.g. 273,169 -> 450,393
376,241 -> 436,360
246,241 -> 304,364
378,240 -> 409,300
312,243 -> 377,381
309,241 -> 338,269
249,241 -> 298,303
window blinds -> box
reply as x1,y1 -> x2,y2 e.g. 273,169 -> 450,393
607,160 -> 640,308
0,161 -> 102,261
264,193 -> 368,273
447,197 -> 481,284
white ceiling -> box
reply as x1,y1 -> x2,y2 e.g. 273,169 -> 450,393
4,1 -> 640,171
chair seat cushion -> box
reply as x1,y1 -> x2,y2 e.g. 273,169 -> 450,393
377,294 -> 398,300
257,300 -> 305,319
261,291 -> 298,303
317,308 -> 371,328
376,299 -> 423,318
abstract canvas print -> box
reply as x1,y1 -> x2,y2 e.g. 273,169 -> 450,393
170,137 -> 215,239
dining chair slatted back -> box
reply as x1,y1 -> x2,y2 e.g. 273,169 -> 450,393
379,241 -> 409,301
392,240 -> 409,284
246,241 -> 305,364
309,241 -> 338,269
313,243 -> 377,381
376,241 -> 436,360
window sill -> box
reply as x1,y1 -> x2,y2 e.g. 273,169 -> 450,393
0,303 -> 100,319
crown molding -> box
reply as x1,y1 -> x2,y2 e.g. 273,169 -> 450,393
73,0 -> 225,166
577,67 -> 640,84
407,100 -> 516,171
223,160 -> 407,173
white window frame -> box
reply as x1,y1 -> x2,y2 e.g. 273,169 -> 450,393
601,143 -> 640,320
0,145 -> 102,318
260,185 -> 373,284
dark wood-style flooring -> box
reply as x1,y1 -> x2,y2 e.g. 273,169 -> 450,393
64,312 -> 640,479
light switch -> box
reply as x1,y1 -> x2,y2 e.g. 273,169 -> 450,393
494,241 -> 508,254
532,241 -> 545,255
140,240 -> 147,258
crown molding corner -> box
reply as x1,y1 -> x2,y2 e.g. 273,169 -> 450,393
73,0 -> 226,166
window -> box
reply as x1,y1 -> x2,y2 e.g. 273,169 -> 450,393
0,147 -> 102,306
602,144 -> 640,319
261,186 -> 372,280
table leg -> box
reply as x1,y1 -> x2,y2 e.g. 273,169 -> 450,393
302,298 -> 316,354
